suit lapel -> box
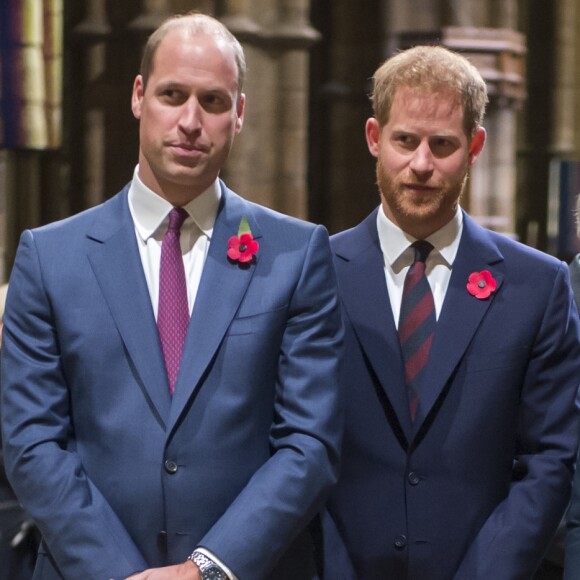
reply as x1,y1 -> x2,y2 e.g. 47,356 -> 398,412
412,213 -> 505,433
86,188 -> 171,429
167,184 -> 258,435
335,210 -> 413,440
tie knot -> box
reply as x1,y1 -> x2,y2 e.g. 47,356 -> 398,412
167,207 -> 188,232
411,240 -> 433,264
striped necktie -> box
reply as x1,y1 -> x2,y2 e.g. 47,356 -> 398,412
157,207 -> 189,395
398,240 -> 436,421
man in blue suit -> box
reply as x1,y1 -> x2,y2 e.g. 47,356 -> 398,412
322,45 -> 580,579
0,12 -> 344,580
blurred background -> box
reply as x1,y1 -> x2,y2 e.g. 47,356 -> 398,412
0,0 -> 579,284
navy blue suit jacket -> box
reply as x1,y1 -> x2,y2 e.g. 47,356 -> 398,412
0,182 -> 344,580
323,209 -> 580,580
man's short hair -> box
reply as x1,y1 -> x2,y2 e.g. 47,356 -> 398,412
370,45 -> 488,139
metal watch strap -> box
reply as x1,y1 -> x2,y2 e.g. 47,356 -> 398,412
188,550 -> 227,580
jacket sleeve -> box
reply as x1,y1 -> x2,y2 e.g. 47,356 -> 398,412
0,231 -> 148,580
197,225 -> 345,579
455,264 -> 580,579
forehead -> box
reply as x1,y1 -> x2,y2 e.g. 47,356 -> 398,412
388,87 -> 465,133
151,29 -> 238,87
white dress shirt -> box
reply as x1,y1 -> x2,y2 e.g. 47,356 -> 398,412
376,205 -> 463,327
128,166 -> 220,319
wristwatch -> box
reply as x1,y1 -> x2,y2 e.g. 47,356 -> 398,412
188,550 -> 227,580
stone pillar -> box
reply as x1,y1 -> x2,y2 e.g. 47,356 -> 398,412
0,0 -> 65,273
387,0 -> 440,32
220,0 -> 318,219
1,0 -> 45,148
71,0 -> 149,211
545,0 -> 578,257
551,0 -> 576,155
128,0 -> 172,31
219,4 -> 276,208
445,0 -> 523,239
309,0 -> 383,232
73,0 -> 112,209
443,26 -> 525,237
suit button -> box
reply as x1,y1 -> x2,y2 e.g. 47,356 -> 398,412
394,535 -> 407,550
164,460 -> 178,474
408,472 -> 420,485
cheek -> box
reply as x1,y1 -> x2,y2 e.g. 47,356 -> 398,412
211,117 -> 240,141
378,146 -> 407,175
142,104 -> 178,130
438,156 -> 469,179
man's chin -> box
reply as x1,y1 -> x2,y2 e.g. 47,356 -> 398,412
396,199 -> 441,221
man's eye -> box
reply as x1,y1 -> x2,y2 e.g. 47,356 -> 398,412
201,94 -> 230,112
430,138 -> 458,157
395,135 -> 417,148
160,89 -> 183,102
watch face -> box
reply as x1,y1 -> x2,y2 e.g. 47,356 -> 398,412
203,566 -> 226,580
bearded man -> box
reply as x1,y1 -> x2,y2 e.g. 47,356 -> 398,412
321,45 -> 580,580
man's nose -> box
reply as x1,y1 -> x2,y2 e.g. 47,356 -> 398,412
409,140 -> 434,174
178,98 -> 202,133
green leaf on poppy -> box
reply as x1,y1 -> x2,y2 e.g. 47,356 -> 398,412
238,216 -> 251,236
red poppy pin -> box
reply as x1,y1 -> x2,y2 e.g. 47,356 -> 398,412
227,216 -> 259,264
466,270 -> 497,300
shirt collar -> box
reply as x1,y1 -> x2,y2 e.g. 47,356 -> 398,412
377,204 -> 463,269
128,165 -> 221,241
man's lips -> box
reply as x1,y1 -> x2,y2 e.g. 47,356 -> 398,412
403,183 -> 437,192
168,142 -> 209,156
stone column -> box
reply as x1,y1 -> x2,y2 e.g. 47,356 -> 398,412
44,0 -> 63,148
309,0 -> 383,232
387,0 -> 440,32
128,0 -> 172,31
220,0 -> 318,219
219,3 -> 271,207
551,0 -> 576,155
0,0 -> 65,273
1,0 -> 48,148
73,0 -> 112,209
444,27 -> 525,238
545,0 -> 578,256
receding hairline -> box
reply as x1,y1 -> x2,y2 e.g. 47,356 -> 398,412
154,13 -> 232,42
140,13 -> 246,93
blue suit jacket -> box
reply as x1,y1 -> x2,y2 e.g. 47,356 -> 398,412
0,182 -> 344,580
323,209 -> 580,580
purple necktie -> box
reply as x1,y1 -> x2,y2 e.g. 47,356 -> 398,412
158,207 -> 189,395
398,240 -> 436,421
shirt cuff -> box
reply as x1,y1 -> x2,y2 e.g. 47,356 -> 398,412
195,547 -> 238,580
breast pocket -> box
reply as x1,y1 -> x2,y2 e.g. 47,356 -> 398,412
464,345 -> 529,374
227,305 -> 288,337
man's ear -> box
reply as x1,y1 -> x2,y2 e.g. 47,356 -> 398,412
235,93 -> 245,134
468,127 -> 486,166
365,117 -> 381,158
131,75 -> 144,120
